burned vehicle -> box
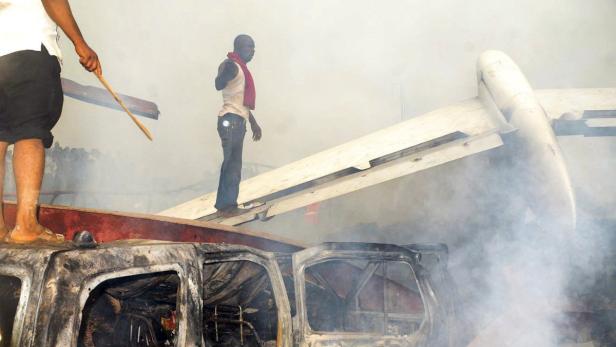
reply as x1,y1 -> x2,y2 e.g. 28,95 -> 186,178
0,203 -> 461,347
0,239 -> 283,347
0,234 -> 462,347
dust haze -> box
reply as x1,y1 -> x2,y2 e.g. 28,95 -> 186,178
53,0 -> 615,189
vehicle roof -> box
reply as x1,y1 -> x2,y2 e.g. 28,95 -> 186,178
0,239 -> 283,257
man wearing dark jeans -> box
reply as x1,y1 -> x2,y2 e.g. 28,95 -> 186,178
214,35 -> 262,217
215,113 -> 247,213
0,0 -> 101,242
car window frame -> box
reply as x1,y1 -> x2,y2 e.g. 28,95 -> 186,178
292,244 -> 434,346
0,267 -> 31,347
34,243 -> 201,347
200,249 -> 293,347
75,264 -> 188,346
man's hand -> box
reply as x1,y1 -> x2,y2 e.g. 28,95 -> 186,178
251,121 -> 262,141
249,113 -> 262,141
75,42 -> 102,76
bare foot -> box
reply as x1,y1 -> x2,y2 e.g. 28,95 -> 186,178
0,225 -> 8,241
6,224 -> 64,243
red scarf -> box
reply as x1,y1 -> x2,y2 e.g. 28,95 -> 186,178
227,52 -> 256,110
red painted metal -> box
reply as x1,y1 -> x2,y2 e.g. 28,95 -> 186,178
2,202 -> 303,253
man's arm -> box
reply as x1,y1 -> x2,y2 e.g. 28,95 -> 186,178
41,0 -> 101,75
249,112 -> 262,141
215,59 -> 238,90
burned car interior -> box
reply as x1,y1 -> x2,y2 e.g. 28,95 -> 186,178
74,254 -> 427,347
78,271 -> 180,347
0,241 -> 444,347
77,261 -> 282,347
302,259 -> 425,335
203,260 -> 280,347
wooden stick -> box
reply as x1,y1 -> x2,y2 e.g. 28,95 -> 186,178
95,74 -> 153,141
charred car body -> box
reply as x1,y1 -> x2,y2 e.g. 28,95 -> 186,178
0,235 -> 462,347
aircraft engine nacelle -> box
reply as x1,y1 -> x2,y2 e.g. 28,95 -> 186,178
477,50 -> 576,231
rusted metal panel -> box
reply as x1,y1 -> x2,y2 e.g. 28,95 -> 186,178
1,202 -> 303,253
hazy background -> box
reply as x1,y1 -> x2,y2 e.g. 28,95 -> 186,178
52,0 -> 616,210
50,0 -> 616,268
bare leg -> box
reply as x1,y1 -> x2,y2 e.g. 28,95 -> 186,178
9,139 -> 61,242
0,141 -> 8,239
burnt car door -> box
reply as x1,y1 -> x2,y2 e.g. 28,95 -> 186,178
292,243 -> 443,347
196,244 -> 293,347
31,241 -> 202,347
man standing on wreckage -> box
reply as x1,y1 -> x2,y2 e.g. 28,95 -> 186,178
214,34 -> 262,218
0,0 -> 101,242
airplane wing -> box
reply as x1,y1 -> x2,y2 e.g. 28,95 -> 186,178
535,88 -> 616,136
159,51 -> 589,229
159,98 -> 504,222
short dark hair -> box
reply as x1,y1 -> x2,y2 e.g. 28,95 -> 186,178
233,34 -> 253,50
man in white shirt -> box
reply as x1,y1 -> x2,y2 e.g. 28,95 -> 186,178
214,35 -> 262,218
0,0 -> 101,243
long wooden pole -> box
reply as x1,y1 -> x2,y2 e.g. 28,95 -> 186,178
96,74 -> 154,141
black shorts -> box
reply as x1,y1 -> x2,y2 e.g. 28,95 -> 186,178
0,45 -> 63,148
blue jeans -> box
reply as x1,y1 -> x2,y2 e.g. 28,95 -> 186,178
215,113 -> 246,210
